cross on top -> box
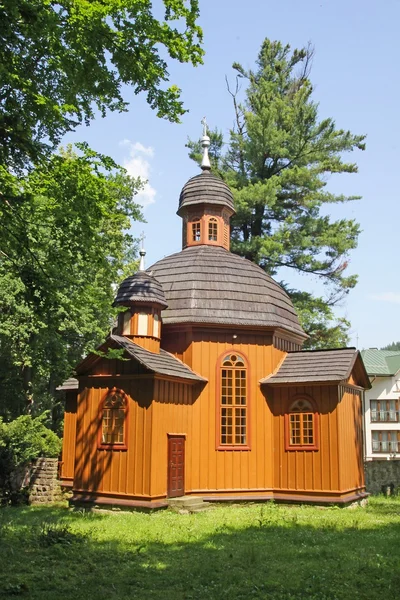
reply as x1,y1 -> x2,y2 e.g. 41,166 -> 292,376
201,116 -> 208,137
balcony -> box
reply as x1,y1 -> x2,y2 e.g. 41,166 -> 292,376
372,440 -> 399,453
370,410 -> 399,423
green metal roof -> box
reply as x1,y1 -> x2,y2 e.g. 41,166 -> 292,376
360,349 -> 400,376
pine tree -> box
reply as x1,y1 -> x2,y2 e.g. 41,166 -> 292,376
381,342 -> 400,351
188,39 -> 365,348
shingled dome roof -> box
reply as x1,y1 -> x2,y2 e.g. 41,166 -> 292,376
177,171 -> 235,216
113,271 -> 167,308
149,245 -> 306,338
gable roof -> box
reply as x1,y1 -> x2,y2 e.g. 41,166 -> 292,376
360,348 -> 400,376
76,334 -> 206,384
261,348 -> 370,388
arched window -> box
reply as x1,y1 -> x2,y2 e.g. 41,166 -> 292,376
286,398 -> 318,450
100,390 -> 127,448
220,353 -> 247,447
191,218 -> 201,242
208,217 -> 218,242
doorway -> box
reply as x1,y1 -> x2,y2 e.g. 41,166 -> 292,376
167,435 -> 185,498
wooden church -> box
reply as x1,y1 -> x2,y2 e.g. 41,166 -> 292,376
60,127 -> 370,507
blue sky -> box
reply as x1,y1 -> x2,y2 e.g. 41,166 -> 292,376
65,0 -> 400,350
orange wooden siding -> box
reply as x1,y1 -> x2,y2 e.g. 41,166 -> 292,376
150,328 -> 285,496
60,391 -> 77,484
270,385 -> 340,495
189,329 -> 284,494
150,380 -> 194,497
337,385 -> 365,493
70,328 -> 365,502
73,379 -> 154,500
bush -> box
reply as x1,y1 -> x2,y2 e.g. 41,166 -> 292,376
0,413 -> 62,505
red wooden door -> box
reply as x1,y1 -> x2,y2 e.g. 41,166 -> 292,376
167,436 -> 185,498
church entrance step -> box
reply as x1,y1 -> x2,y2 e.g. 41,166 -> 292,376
167,495 -> 209,513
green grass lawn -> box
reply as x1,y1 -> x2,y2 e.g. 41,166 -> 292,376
1,497 -> 400,600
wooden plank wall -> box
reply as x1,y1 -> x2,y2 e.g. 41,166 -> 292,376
270,385 -> 340,494
337,385 -> 365,493
150,380 -> 194,497
73,379 -> 154,499
71,330 -> 365,500
151,329 -> 286,496
60,391 -> 77,483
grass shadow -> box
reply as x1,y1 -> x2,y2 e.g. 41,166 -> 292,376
1,502 -> 400,599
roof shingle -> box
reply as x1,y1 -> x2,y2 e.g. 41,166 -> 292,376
113,272 -> 167,308
111,335 -> 206,383
177,171 -> 235,215
150,245 -> 306,338
260,348 -> 360,385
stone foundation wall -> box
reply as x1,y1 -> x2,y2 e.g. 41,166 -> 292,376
364,460 -> 400,495
25,458 -> 62,504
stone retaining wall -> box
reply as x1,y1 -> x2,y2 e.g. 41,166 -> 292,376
364,460 -> 400,495
25,458 -> 62,504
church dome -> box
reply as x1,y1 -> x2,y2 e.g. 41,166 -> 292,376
149,245 -> 306,338
177,171 -> 235,216
113,271 -> 167,308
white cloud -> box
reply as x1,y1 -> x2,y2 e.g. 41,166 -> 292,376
371,292 -> 400,304
120,140 -> 156,208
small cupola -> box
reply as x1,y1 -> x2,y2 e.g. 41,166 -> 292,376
113,248 -> 167,353
177,119 -> 236,251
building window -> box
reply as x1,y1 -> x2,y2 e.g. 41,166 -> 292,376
153,313 -> 160,338
208,217 -> 218,242
286,398 -> 318,451
100,390 -> 127,448
122,310 -> 131,335
137,313 -> 148,336
372,431 -> 400,453
220,353 -> 247,447
370,400 -> 399,422
192,219 -> 201,242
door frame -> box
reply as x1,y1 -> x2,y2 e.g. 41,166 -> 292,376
167,434 -> 186,498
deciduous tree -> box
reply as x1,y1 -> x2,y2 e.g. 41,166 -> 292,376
0,146 -> 142,418
0,0 -> 203,170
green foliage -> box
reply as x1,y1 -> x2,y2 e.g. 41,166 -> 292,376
2,414 -> 62,464
37,521 -> 79,547
0,498 -> 400,599
0,146 -> 143,418
381,341 -> 400,351
289,290 -> 350,349
0,0 -> 203,170
0,0 -> 203,419
188,39 -> 365,347
0,413 -> 61,504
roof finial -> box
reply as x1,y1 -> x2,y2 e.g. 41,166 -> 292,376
200,116 -> 211,171
139,231 -> 146,271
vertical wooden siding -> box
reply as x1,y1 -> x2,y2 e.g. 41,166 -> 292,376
155,329 -> 286,495
70,328 -> 365,501
73,378 -> 154,499
60,392 -> 77,483
150,379 -> 194,498
270,385 -> 340,494
337,385 -> 365,492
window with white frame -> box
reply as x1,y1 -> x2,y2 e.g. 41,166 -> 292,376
370,400 -> 399,422
372,431 -> 400,453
